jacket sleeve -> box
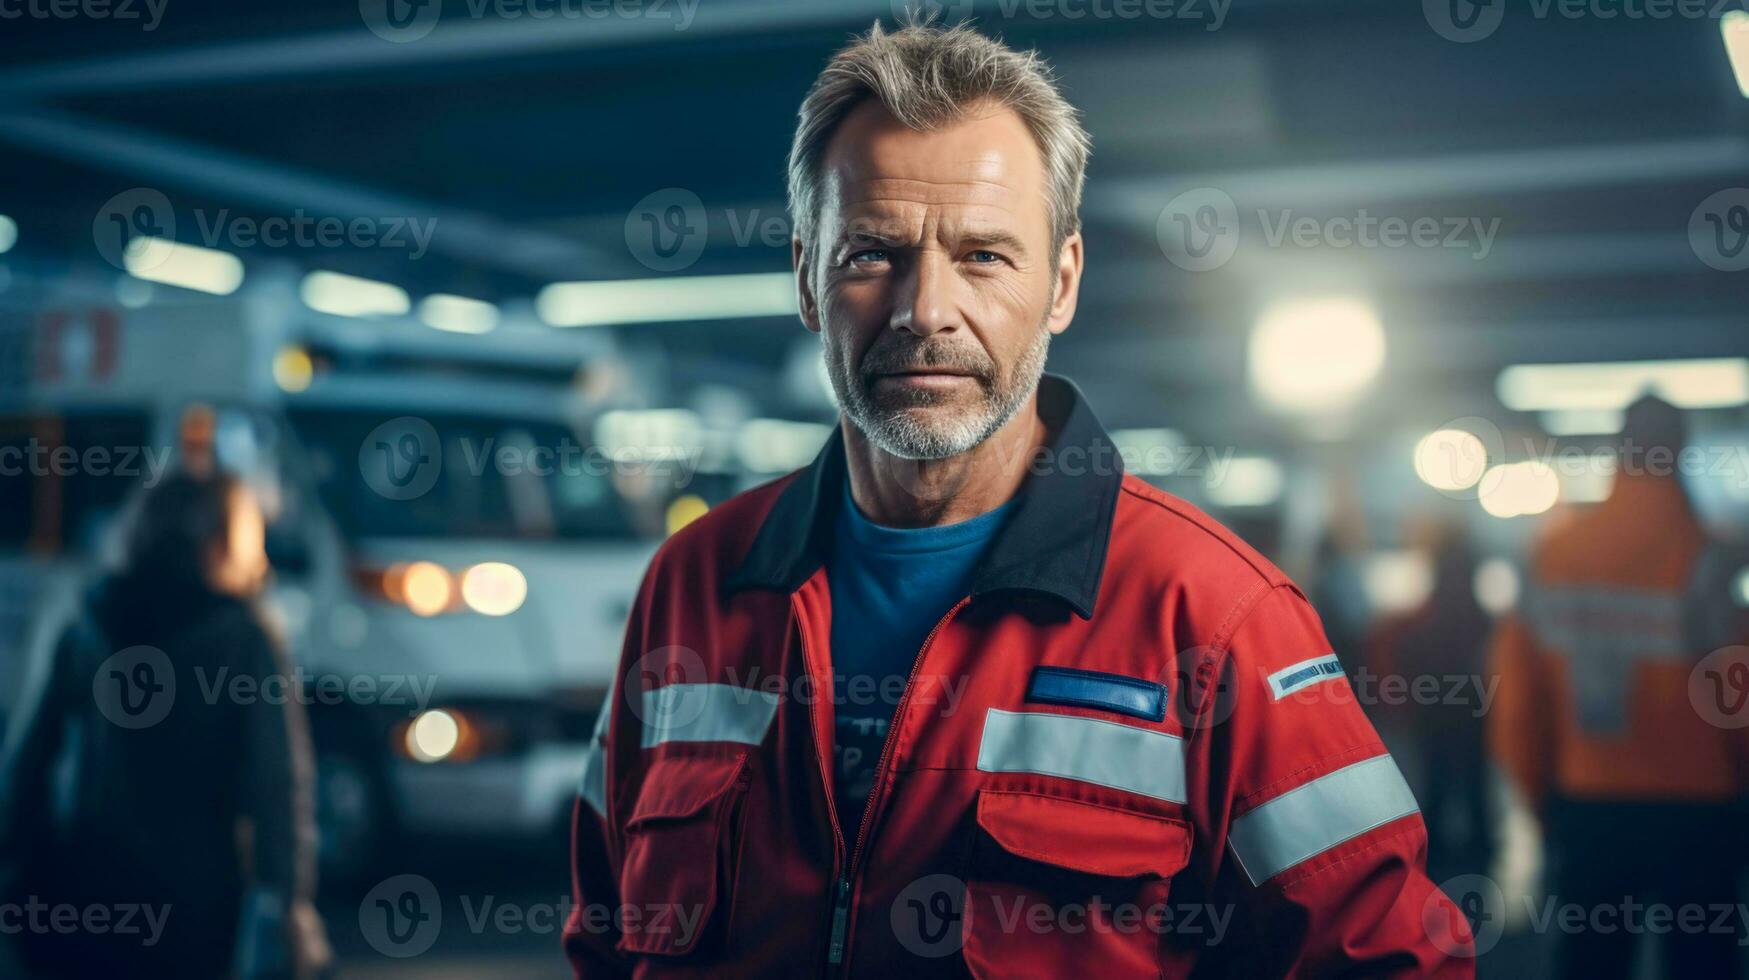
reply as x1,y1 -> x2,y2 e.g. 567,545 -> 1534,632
566,563 -> 658,978
1484,614 -> 1553,815
1190,584 -> 1474,977
566,678 -> 630,978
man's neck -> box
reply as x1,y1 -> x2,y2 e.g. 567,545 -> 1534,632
842,393 -> 1046,529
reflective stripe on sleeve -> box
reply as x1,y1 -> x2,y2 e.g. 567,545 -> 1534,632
579,740 -> 608,817
638,683 -> 781,748
578,674 -> 616,817
1228,754 -> 1420,886
976,708 -> 1187,803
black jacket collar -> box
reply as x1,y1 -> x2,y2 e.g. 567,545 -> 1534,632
724,373 -> 1122,619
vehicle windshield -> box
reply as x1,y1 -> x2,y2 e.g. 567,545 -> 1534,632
288,408 -> 642,541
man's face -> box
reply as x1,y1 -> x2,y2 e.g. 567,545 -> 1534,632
798,100 -> 1081,460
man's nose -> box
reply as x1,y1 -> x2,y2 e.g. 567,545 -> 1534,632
890,251 -> 960,338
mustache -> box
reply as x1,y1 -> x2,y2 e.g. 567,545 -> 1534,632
858,339 -> 996,381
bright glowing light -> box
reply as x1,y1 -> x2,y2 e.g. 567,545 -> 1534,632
272,345 -> 314,393
1248,297 -> 1385,413
460,562 -> 527,616
537,272 -> 797,328
666,494 -> 711,536
736,419 -> 831,474
406,709 -> 461,763
401,561 -> 453,616
122,237 -> 244,296
0,214 -> 16,254
1479,461 -> 1562,519
1414,429 -> 1488,491
1540,409 -> 1625,436
300,270 -> 409,318
419,293 -> 499,334
1362,551 -> 1433,615
1474,558 -> 1521,615
1206,456 -> 1284,508
1732,567 -> 1749,607
1724,10 -> 1749,98
1497,359 -> 1749,412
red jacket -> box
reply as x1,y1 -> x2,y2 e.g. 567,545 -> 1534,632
566,375 -> 1473,978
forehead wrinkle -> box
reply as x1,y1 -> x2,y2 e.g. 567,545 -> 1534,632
842,175 -> 1023,206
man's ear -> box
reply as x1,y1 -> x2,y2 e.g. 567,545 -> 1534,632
1047,231 -> 1083,337
793,237 -> 822,334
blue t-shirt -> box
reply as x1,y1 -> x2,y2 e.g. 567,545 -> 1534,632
827,480 -> 1017,827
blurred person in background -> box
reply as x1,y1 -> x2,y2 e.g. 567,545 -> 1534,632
1489,393 -> 1748,978
1368,521 -> 1495,885
0,469 -> 330,979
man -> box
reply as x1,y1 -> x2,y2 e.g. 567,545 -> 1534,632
1489,394 -> 1749,979
567,21 -> 1470,977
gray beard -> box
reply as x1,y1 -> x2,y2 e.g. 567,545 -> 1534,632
826,317 -> 1052,461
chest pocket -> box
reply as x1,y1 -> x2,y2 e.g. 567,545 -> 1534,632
962,789 -> 1192,979
617,752 -> 749,957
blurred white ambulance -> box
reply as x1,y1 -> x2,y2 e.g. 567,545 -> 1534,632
0,271 -> 677,883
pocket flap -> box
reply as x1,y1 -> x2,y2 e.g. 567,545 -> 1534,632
618,752 -> 749,956
626,752 -> 748,828
976,789 -> 1191,879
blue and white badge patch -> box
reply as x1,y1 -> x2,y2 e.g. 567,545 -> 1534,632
1266,654 -> 1345,700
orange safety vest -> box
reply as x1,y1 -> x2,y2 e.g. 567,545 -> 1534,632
1488,472 -> 1747,807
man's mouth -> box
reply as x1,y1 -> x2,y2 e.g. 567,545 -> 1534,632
873,370 -> 975,389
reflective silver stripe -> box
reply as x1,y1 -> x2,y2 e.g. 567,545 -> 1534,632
638,683 -> 781,748
579,741 -> 608,817
1228,754 -> 1419,886
976,708 -> 1186,803
578,677 -> 616,817
1523,584 -> 1689,733
1524,585 -> 1686,661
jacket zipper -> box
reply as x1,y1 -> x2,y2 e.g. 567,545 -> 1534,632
825,596 -> 971,975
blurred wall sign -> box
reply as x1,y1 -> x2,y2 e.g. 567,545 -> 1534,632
35,307 -> 120,384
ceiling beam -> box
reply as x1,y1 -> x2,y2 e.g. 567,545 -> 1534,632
0,108 -> 619,280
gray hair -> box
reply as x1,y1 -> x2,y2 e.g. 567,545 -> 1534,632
786,20 -> 1092,257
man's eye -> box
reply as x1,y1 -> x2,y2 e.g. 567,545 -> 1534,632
848,249 -> 889,265
968,250 -> 1001,264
